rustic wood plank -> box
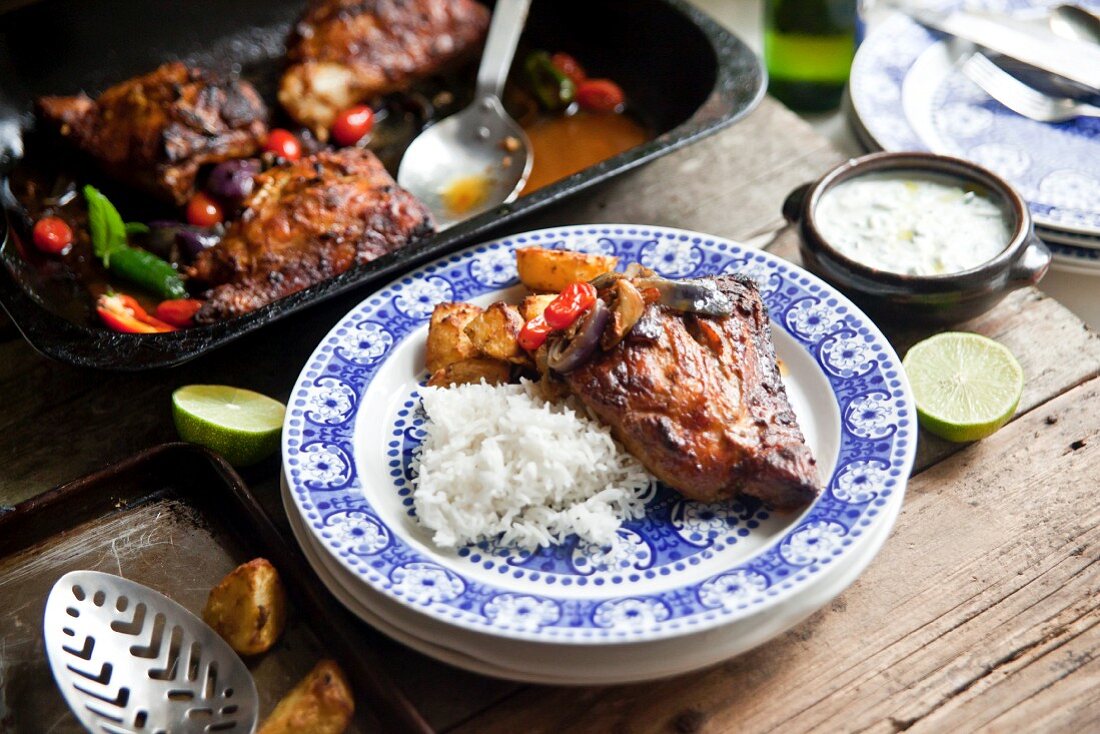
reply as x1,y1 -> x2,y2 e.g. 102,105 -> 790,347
451,377 -> 1100,734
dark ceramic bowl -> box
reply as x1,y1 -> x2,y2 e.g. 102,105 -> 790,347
783,151 -> 1051,325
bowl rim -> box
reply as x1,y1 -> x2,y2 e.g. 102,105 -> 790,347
800,150 -> 1033,285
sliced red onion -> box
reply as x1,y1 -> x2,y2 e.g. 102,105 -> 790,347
176,228 -> 222,258
547,298 -> 610,373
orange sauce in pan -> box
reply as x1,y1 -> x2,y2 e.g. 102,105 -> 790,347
521,112 -> 649,194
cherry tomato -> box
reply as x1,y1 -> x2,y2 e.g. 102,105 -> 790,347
32,216 -> 73,255
331,105 -> 376,147
543,282 -> 598,330
518,315 -> 553,351
551,53 -> 587,85
576,79 -> 625,113
264,128 -> 302,161
155,298 -> 204,328
186,192 -> 224,227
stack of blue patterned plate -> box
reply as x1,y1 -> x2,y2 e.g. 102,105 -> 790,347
281,225 -> 917,684
848,0 -> 1100,275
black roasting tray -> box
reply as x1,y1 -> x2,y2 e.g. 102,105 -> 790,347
0,0 -> 764,370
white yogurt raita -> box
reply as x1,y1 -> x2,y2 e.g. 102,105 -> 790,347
815,173 -> 1011,276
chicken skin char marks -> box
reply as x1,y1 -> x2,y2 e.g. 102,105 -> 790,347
279,0 -> 491,135
561,275 -> 820,511
187,147 -> 433,324
36,62 -> 268,205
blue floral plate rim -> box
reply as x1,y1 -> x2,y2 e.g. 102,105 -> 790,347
282,224 -> 917,644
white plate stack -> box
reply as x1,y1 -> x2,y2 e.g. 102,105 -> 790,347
281,226 -> 916,683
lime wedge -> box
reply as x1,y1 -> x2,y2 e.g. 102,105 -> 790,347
903,332 -> 1023,443
172,385 -> 286,467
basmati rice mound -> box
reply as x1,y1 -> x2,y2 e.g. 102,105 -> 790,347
411,380 -> 654,550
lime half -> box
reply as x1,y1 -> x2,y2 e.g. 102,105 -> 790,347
172,385 -> 286,466
903,332 -> 1023,443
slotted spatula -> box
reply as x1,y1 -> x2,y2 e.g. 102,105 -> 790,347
43,570 -> 258,734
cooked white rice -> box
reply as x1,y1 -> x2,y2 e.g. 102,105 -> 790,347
412,380 -> 654,550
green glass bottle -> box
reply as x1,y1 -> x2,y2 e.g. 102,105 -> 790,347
764,0 -> 857,112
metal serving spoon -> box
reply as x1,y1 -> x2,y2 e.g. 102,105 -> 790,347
397,0 -> 533,230
1050,4 -> 1100,44
43,570 -> 258,733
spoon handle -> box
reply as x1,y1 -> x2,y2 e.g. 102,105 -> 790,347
475,0 -> 533,100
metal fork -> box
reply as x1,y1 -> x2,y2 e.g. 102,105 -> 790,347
962,52 -> 1100,121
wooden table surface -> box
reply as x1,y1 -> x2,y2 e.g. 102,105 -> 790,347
3,95 -> 1099,733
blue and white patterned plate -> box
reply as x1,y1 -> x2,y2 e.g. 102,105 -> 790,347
850,0 -> 1100,236
282,225 -> 916,644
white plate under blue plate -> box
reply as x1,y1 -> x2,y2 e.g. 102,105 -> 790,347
850,0 -> 1100,236
282,225 -> 916,645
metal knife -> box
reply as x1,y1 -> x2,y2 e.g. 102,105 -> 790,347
910,8 -> 1100,92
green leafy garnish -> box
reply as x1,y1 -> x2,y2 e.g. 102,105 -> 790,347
82,185 -> 187,300
84,185 -> 129,266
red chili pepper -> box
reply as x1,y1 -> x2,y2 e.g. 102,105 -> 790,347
331,105 -> 376,147
550,53 -> 587,85
518,314 -> 553,351
96,293 -> 177,334
32,216 -> 74,255
543,282 -> 598,330
155,298 -> 204,328
186,192 -> 224,227
264,128 -> 302,161
576,79 -> 625,113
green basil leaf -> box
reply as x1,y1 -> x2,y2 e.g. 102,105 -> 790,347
83,185 -> 128,266
125,221 -> 150,236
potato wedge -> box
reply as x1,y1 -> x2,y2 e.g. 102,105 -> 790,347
428,357 -> 511,388
515,247 -> 618,292
463,302 -> 525,362
257,660 -> 354,734
203,558 -> 287,656
426,302 -> 483,373
520,294 -> 557,322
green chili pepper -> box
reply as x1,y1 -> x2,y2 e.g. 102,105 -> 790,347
107,248 -> 188,299
524,51 -> 575,111
83,185 -> 187,300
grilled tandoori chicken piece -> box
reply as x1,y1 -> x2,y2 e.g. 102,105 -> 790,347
279,0 -> 490,135
36,62 -> 268,205
561,275 -> 820,510
187,147 -> 433,323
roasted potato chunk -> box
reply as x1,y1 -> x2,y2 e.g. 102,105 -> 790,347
203,558 -> 287,656
520,294 -> 557,322
463,302 -> 525,362
257,660 -> 354,734
428,357 -> 511,388
426,302 -> 482,373
515,247 -> 618,292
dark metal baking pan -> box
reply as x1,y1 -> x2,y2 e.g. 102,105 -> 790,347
0,0 -> 765,369
0,443 -> 519,733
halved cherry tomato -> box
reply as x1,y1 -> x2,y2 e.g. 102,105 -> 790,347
96,293 -> 176,334
264,128 -> 302,161
155,298 -> 204,328
518,314 -> 553,351
576,79 -> 625,113
32,216 -> 74,255
186,192 -> 224,227
331,105 -> 376,147
543,282 -> 598,330
551,53 -> 587,85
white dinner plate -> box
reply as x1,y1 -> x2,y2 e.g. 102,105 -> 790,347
281,472 -> 904,684
282,225 -> 915,653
